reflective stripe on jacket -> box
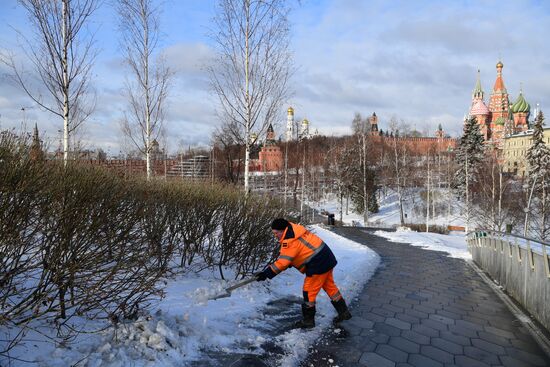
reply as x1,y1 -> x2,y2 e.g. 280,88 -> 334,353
269,222 -> 337,276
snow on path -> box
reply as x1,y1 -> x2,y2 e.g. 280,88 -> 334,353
374,227 -> 471,260
6,226 -> 380,367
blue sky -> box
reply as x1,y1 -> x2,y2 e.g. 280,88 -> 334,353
1,0 -> 550,154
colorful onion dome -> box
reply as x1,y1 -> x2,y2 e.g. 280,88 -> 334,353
511,92 -> 530,114
495,116 -> 506,126
470,99 -> 490,115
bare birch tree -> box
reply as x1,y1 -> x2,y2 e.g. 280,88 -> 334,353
0,0 -> 99,163
118,0 -> 172,180
388,118 -> 406,225
208,0 -> 293,194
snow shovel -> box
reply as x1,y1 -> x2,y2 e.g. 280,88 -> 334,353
209,273 -> 261,300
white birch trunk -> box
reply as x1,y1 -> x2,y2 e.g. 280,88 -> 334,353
62,0 -> 70,163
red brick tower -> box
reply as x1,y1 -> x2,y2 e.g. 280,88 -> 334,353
259,124 -> 283,172
488,61 -> 511,143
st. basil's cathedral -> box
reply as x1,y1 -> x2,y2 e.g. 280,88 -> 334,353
469,60 -> 533,146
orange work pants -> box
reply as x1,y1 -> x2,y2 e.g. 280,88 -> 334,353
302,269 -> 342,307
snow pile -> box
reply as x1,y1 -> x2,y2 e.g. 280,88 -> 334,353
375,227 -> 471,260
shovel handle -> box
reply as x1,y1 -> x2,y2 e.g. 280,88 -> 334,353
225,273 -> 260,292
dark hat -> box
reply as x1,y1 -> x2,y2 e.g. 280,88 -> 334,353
271,218 -> 289,230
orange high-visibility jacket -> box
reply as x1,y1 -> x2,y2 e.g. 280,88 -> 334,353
269,222 -> 337,276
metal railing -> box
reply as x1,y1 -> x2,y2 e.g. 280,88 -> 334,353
466,229 -> 550,277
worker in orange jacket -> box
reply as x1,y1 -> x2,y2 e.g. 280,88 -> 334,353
256,218 -> 352,329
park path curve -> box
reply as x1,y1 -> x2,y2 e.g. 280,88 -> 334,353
300,227 -> 550,367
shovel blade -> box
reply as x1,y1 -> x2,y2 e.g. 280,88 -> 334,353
208,291 -> 231,300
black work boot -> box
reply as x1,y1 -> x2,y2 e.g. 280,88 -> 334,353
331,298 -> 352,323
294,304 -> 316,329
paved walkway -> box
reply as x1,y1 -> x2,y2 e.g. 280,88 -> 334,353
300,227 -> 550,367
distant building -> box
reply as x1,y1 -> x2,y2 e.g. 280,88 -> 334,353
468,61 -> 532,146
258,124 -> 283,172
368,111 -> 457,155
503,128 -> 550,176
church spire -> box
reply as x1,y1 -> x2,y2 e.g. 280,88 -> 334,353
472,69 -> 484,101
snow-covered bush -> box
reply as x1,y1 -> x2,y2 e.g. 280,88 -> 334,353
0,133 -> 285,358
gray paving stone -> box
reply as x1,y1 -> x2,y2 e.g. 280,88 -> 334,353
346,316 -> 374,330
391,299 -> 416,309
401,330 -> 430,345
389,336 -> 420,354
412,323 -> 440,338
462,314 -> 490,326
395,312 -> 420,325
454,355 -> 491,367
421,318 -> 450,331
447,323 -> 479,338
408,354 -> 444,367
471,338 -> 506,355
385,303 -> 406,313
371,333 -> 390,344
373,307 -> 397,318
431,337 -> 463,355
439,331 -> 471,346
414,304 -> 437,314
464,346 -> 501,365
455,319 -> 484,331
504,347 -> 549,366
484,325 -> 516,339
429,314 -> 455,325
365,312 -> 386,323
359,352 -> 396,367
499,355 -> 536,367
404,307 -> 429,319
477,330 -> 511,348
510,337 -> 543,353
374,322 -> 402,337
420,346 -> 454,364
386,317 -> 412,330
377,344 -> 409,363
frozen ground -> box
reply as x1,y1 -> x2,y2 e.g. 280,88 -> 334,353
1,226 -> 380,367
309,189 -> 466,228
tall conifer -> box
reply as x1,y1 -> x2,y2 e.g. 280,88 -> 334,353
454,116 -> 485,196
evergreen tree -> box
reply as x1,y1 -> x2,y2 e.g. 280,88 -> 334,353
526,111 -> 550,181
525,111 -> 550,239
453,115 -> 485,232
453,116 -> 485,197
368,190 -> 379,213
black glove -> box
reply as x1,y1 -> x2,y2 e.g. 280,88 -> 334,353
256,266 -> 276,282
256,271 -> 268,282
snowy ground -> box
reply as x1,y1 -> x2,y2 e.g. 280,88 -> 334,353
375,227 -> 471,260
309,189 -> 466,228
2,226 -> 380,367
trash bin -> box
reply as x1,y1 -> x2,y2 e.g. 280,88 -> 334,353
328,213 -> 335,225
506,224 -> 513,234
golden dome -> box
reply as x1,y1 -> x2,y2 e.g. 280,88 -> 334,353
302,119 -> 309,124
496,60 -> 503,69
287,107 -> 294,114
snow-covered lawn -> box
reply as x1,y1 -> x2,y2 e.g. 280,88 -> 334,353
3,226 -> 380,367
375,227 -> 471,260
309,190 -> 466,228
